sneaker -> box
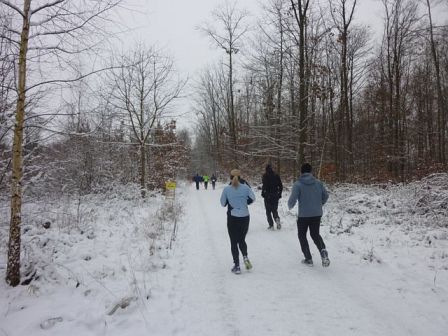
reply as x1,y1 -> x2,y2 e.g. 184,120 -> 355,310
243,256 -> 252,270
231,264 -> 241,274
267,226 -> 274,230
301,259 -> 313,266
320,249 -> 330,267
275,217 -> 281,230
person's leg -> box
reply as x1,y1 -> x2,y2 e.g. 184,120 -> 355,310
264,199 -> 274,228
272,198 -> 280,228
227,216 -> 240,265
309,217 -> 330,266
297,218 -> 312,260
236,216 -> 249,257
236,216 -> 252,269
308,216 -> 326,251
195,182 -> 199,190
272,198 -> 279,220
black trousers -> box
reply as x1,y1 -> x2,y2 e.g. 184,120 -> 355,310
204,181 -> 208,189
297,216 -> 326,260
264,197 -> 279,226
195,182 -> 199,190
227,215 -> 250,265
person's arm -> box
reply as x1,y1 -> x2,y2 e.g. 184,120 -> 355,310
288,183 -> 300,210
247,185 -> 256,205
278,175 -> 283,196
220,188 -> 228,207
321,182 -> 329,205
244,179 -> 251,188
261,175 -> 266,198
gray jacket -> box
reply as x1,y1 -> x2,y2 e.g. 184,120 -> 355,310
287,173 -> 329,218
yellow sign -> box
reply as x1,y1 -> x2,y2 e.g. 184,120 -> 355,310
165,181 -> 176,190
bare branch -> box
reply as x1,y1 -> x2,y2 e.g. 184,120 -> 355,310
31,0 -> 66,15
0,0 -> 25,18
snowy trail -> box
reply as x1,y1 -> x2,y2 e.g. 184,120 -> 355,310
146,184 -> 448,336
1,182 -> 447,336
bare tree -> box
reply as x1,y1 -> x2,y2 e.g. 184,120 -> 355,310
424,0 -> 446,163
199,1 -> 249,164
380,0 -> 419,179
108,45 -> 185,197
289,0 -> 312,163
328,0 -> 358,176
251,0 -> 289,172
0,0 -> 122,286
0,11 -> 15,190
193,66 -> 227,166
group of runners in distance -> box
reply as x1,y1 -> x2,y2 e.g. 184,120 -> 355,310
192,173 -> 217,190
195,163 -> 330,275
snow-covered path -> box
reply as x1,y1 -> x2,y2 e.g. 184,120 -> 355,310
145,183 -> 448,336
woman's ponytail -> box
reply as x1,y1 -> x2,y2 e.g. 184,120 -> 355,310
230,169 -> 241,188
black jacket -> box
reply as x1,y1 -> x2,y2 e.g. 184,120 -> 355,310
262,171 -> 283,200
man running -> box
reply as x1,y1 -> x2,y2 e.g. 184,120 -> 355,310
288,163 -> 330,267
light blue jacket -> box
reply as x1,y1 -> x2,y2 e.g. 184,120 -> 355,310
220,183 -> 256,217
288,173 -> 329,218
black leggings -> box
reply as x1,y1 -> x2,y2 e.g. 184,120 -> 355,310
297,216 -> 326,260
227,215 -> 250,265
264,197 -> 279,226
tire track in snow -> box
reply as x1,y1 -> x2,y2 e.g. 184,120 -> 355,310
167,185 -> 240,336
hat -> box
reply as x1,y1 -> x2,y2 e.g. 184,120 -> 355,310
301,163 -> 312,174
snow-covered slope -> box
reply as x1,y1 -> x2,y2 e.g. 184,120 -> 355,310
1,178 -> 447,335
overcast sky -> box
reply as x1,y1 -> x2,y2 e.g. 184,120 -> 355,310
122,0 -> 384,74
117,0 -> 445,130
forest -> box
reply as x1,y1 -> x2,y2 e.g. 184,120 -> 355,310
0,0 -> 447,288
192,0 -> 448,182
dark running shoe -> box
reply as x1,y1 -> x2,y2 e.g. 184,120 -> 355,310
275,217 -> 281,230
320,249 -> 330,267
231,264 -> 241,274
267,226 -> 274,230
301,259 -> 313,266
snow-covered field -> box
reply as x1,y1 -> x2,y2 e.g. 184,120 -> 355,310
1,175 -> 447,336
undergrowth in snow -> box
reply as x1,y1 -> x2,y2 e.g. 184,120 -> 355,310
0,183 -> 183,335
320,173 -> 448,272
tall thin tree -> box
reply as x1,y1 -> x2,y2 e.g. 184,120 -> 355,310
1,0 -> 122,287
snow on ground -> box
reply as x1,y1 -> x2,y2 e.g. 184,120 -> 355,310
1,176 -> 448,335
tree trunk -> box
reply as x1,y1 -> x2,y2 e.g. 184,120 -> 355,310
140,142 -> 146,198
290,1 -> 310,164
6,0 -> 31,287
229,49 -> 237,164
139,94 -> 146,197
276,17 -> 284,175
426,0 -> 446,163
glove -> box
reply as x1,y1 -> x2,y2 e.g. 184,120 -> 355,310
247,197 -> 254,205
